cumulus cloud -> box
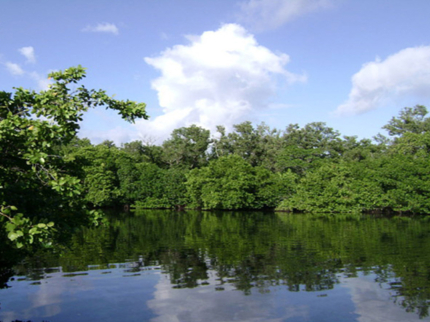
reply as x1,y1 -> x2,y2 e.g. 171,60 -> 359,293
19,46 -> 36,63
336,46 -> 430,116
82,22 -> 119,35
137,23 -> 305,142
5,62 -> 24,75
237,0 -> 334,31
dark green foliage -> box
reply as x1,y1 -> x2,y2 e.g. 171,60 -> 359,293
276,106 -> 430,214
162,168 -> 189,207
133,162 -> 169,207
186,155 -> 255,209
376,154 -> 430,214
186,155 -> 285,210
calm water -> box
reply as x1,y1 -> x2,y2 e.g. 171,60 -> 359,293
1,210 -> 430,322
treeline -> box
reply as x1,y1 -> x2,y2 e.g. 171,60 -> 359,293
65,105 -> 430,214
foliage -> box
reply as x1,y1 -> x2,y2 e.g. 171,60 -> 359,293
376,154 -> 430,214
42,104 -> 430,215
186,155 -> 283,209
211,122 -> 283,169
277,160 -> 383,213
0,66 -> 147,248
383,105 -> 430,138
64,142 -> 124,207
162,124 -> 211,169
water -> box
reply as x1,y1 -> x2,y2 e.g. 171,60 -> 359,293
1,210 -> 430,321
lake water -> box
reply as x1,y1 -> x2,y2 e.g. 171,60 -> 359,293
1,210 -> 430,322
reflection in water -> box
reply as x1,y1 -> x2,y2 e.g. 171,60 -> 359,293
1,210 -> 430,321
344,274 -> 419,322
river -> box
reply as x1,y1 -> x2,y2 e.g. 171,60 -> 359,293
1,210 -> 430,321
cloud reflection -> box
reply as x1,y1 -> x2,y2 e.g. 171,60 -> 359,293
342,274 -> 416,322
147,270 -> 309,322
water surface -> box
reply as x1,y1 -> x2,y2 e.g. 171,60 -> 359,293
1,211 -> 430,321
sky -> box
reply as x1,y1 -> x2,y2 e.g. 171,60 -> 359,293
1,0 -> 430,145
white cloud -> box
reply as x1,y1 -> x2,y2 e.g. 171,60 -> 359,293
3,61 -> 51,89
19,46 -> 36,63
82,22 -> 119,35
5,62 -> 24,75
138,23 -> 305,142
29,71 -> 52,90
336,46 -> 430,116
237,0 -> 334,31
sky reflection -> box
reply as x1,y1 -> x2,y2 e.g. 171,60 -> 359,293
1,264 -> 428,322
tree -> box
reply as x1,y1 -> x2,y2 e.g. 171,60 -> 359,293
282,122 -> 342,153
162,125 -> 211,169
67,142 -> 123,207
277,160 -> 384,213
186,155 -> 282,210
383,105 -> 430,138
0,66 -> 147,248
210,122 -> 283,169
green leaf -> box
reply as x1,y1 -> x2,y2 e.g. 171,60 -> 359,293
8,230 -> 23,241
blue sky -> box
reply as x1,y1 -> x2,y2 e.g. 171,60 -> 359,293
1,0 -> 430,144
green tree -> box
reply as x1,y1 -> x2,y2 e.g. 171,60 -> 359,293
186,155 -> 282,210
120,140 -> 165,166
133,162 -> 170,208
383,105 -> 430,138
388,132 -> 430,157
376,154 -> 430,214
277,160 -> 384,213
276,122 -> 342,175
0,66 -> 147,248
162,125 -> 211,169
211,122 -> 283,169
71,143 -> 123,207
282,122 -> 342,153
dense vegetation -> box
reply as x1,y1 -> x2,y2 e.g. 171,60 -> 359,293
62,105 -> 430,216
1,65 -> 430,249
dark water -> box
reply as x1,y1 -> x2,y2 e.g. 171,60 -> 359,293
1,210 -> 430,322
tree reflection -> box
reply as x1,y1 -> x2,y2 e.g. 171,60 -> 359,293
6,210 -> 430,318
